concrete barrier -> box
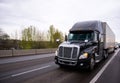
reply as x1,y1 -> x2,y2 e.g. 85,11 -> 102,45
0,50 -> 12,57
0,48 -> 57,58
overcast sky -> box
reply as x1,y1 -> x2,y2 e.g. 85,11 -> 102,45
0,0 -> 120,42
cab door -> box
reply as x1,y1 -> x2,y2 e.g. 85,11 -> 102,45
94,32 -> 103,62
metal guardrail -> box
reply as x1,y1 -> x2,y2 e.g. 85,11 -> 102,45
0,48 -> 57,58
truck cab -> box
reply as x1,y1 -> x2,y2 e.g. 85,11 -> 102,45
55,21 -> 115,70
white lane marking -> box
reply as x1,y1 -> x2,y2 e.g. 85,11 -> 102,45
11,65 -> 51,77
90,49 -> 120,83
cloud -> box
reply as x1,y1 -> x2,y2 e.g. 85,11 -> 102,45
0,0 -> 120,41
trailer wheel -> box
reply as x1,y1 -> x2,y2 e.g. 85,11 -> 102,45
103,50 -> 108,59
89,56 -> 95,71
112,48 -> 115,53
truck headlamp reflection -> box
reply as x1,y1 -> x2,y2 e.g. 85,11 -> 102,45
79,53 -> 88,59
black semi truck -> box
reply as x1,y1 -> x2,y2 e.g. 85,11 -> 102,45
55,20 -> 115,70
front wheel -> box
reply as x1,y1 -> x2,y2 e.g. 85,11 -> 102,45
88,56 -> 95,71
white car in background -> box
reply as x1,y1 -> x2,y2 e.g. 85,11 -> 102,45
115,43 -> 119,49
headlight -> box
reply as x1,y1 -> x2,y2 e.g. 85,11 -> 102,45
55,50 -> 58,56
79,53 -> 88,59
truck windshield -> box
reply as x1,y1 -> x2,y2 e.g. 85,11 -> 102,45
68,31 -> 94,42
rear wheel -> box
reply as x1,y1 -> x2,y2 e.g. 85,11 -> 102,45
103,50 -> 108,59
112,48 -> 115,53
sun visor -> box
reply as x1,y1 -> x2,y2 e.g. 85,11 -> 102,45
70,21 -> 103,34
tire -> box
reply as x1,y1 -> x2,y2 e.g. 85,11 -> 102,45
112,48 -> 115,53
112,49 -> 115,53
88,56 -> 95,71
103,50 -> 108,60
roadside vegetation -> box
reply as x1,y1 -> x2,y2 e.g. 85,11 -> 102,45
0,25 -> 64,50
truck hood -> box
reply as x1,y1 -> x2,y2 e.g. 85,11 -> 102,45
59,41 -> 86,48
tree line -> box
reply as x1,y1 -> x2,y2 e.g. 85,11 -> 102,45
0,25 -> 64,50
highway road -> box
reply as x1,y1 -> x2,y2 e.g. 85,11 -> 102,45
0,49 -> 120,83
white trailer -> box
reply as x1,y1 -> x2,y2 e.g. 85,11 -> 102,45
102,22 -> 115,53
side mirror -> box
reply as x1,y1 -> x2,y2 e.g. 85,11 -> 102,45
65,35 -> 67,41
56,39 -> 60,43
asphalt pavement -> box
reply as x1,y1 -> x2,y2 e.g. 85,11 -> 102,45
96,50 -> 120,83
0,49 -> 120,83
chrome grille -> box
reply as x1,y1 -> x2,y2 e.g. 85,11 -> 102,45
58,46 -> 78,59
72,47 -> 77,58
64,47 -> 72,58
59,46 -> 63,57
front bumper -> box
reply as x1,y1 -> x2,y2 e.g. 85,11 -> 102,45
55,56 -> 90,68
